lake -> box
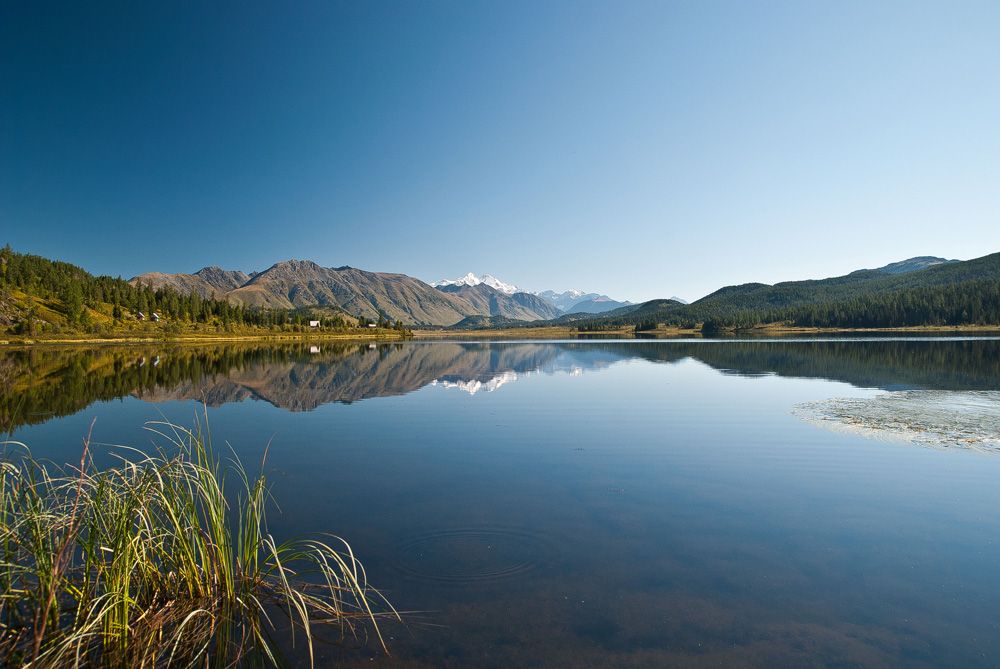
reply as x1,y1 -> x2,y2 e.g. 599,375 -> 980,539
4,337 -> 1000,667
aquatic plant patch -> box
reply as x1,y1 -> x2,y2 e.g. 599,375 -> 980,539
791,390 -> 1000,454
0,418 -> 398,668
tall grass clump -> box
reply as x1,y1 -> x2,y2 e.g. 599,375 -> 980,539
0,418 -> 398,668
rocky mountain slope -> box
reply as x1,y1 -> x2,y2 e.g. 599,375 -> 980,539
131,266 -> 251,297
131,260 -> 560,326
436,283 -> 561,321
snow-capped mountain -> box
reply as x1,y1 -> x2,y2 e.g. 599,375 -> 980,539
431,272 -> 520,295
535,289 -> 633,313
431,273 -> 634,314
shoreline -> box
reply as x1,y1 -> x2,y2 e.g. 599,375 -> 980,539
4,324 -> 1000,347
0,331 -> 412,347
410,324 -> 1000,339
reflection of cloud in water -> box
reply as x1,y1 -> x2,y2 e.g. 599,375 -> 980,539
792,390 -> 1000,454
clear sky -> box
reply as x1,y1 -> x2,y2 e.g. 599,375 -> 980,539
3,1 -> 998,302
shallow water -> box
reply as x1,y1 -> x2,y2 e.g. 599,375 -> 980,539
793,390 -> 1000,453
4,338 -> 1000,666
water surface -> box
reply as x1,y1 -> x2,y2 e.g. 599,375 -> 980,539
4,338 -> 1000,666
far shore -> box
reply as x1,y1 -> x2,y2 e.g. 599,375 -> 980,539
0,330 -> 412,347
3,323 -> 999,347
412,323 -> 1000,340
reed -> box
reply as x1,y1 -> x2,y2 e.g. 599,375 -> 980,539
0,417 -> 398,667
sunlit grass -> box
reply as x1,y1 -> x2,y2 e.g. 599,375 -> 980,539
0,415 -> 398,667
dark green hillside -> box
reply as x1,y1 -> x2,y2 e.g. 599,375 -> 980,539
763,278 -> 1000,329
699,251 -> 1000,315
540,301 -> 648,327
449,315 -> 530,330
574,252 -> 1000,331
699,282 -> 771,301
617,298 -> 683,316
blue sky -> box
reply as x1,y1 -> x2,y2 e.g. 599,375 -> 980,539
3,0 -> 998,302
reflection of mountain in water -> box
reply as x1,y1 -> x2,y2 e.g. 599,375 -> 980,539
434,370 -> 521,395
138,343 -> 566,409
3,338 -> 999,432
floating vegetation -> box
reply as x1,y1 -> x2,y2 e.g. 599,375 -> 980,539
0,417 -> 398,668
792,390 -> 1000,454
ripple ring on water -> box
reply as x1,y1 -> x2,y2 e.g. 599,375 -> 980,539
395,527 -> 546,583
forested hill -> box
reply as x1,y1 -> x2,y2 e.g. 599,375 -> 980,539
0,246 -> 382,337
573,251 -> 1000,331
696,251 -> 1000,314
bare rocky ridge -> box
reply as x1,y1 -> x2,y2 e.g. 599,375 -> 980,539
436,284 -> 561,321
131,266 -> 250,298
131,260 -> 560,326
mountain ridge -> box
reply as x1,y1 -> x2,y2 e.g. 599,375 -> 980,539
124,253 -> 991,331
131,261 -> 560,326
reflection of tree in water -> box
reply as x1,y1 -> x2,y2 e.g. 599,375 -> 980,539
0,356 -> 22,434
0,342 -> 564,430
1,343 -> 338,432
544,339 -> 1000,390
678,339 -> 1000,391
2,338 -> 998,432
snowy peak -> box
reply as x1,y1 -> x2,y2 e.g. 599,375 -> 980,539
536,289 -> 587,304
430,273 -> 634,314
432,272 -> 520,295
436,272 -> 481,288
534,289 -> 632,313
480,274 -> 519,294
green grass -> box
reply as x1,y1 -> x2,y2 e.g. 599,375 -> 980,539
0,416 -> 399,667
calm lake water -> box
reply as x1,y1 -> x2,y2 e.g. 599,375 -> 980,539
4,338 -> 1000,667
